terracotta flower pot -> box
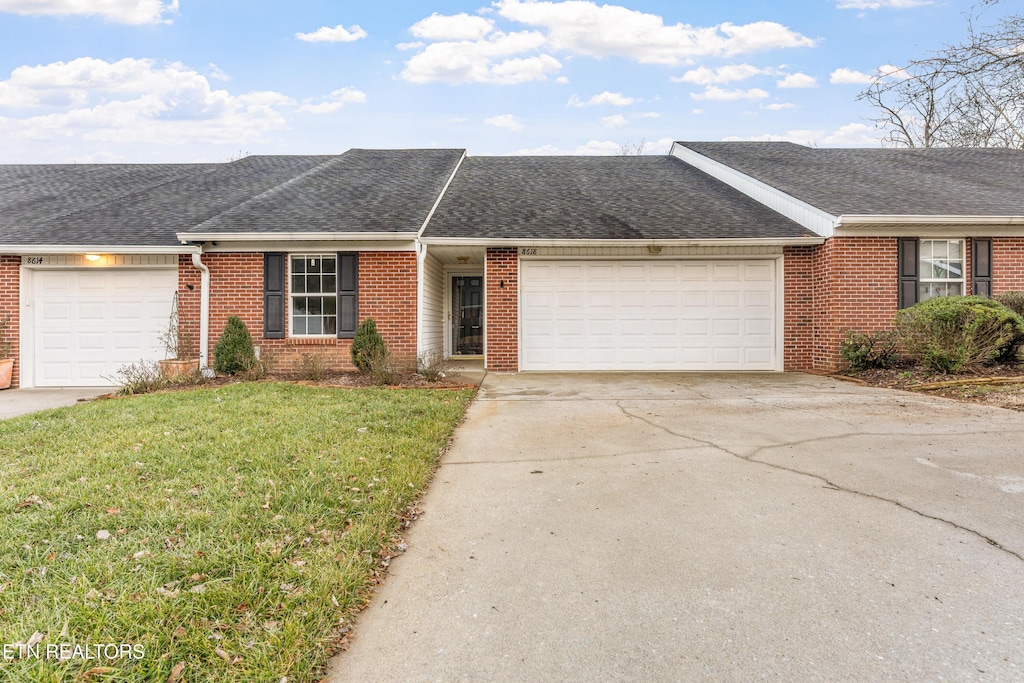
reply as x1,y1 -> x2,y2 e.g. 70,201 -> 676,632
159,358 -> 200,378
0,358 -> 13,390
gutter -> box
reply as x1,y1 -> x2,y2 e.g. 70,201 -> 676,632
191,251 -> 211,370
418,236 -> 826,247
839,215 -> 1024,226
0,245 -> 197,255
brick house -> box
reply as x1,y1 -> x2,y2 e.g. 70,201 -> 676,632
1,142 -> 1022,387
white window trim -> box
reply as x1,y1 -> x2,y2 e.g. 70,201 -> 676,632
919,238 -> 966,299
289,253 -> 338,338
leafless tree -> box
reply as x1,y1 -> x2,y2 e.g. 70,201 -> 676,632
620,138 -> 646,156
860,3 -> 1024,148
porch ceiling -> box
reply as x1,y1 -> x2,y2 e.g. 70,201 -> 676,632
426,245 -> 486,265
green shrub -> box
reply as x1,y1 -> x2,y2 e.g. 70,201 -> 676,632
840,330 -> 900,371
213,315 -> 256,374
995,291 -> 1024,318
894,296 -> 1024,373
351,318 -> 386,373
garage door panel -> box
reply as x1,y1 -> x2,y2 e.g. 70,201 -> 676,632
33,268 -> 176,386
521,259 -> 777,371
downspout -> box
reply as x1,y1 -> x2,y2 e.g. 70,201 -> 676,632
190,250 -> 211,369
416,241 -> 427,365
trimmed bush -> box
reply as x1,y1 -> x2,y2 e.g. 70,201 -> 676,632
213,315 -> 256,374
894,295 -> 1024,373
351,318 -> 386,373
840,330 -> 900,371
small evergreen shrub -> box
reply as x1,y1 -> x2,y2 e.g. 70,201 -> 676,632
894,296 -> 1024,373
213,315 -> 256,374
839,330 -> 900,371
351,318 -> 386,373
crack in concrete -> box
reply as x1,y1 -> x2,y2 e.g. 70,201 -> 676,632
442,445 -> 711,467
614,402 -> 1024,564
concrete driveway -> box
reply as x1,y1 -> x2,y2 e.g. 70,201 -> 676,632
328,373 -> 1024,682
0,387 -> 109,419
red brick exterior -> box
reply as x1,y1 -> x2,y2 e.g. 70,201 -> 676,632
992,238 -> 1024,293
1,255 -> 20,388
782,246 -> 815,371
178,251 -> 417,374
485,247 -> 519,372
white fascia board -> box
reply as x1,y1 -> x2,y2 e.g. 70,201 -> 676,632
839,214 -> 1024,226
178,231 -> 418,243
418,151 -> 466,238
0,244 -> 199,255
670,142 -> 840,238
419,237 -> 825,247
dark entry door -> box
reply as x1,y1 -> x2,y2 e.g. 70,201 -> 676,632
451,276 -> 483,355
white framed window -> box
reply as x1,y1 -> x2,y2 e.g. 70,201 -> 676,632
918,239 -> 965,301
290,254 -> 337,336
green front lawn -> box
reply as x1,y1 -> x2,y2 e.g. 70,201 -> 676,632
0,382 -> 473,682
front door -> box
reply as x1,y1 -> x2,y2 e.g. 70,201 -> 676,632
451,275 -> 483,356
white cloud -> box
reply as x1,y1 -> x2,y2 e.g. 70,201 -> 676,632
295,24 -> 367,43
691,86 -> 770,101
554,76 -> 570,84
600,114 -> 628,127
830,67 -> 874,84
401,2 -> 816,85
878,63 -> 911,80
401,30 -> 561,84
484,113 -> 524,131
673,64 -> 773,85
567,91 -> 635,107
411,12 -> 494,41
0,0 -> 178,24
396,41 -> 425,51
723,121 -> 884,146
762,102 -> 797,110
0,57 -> 296,154
509,136 -> 674,156
837,0 -> 932,9
691,108 -> 704,115
495,0 -> 816,64
777,72 -> 816,88
297,87 -> 367,114
634,111 -> 660,119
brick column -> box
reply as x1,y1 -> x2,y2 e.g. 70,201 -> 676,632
0,255 -> 20,388
485,247 -> 518,372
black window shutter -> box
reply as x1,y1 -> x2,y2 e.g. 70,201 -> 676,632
263,252 -> 285,339
972,238 -> 993,297
337,252 -> 358,339
898,237 -> 920,309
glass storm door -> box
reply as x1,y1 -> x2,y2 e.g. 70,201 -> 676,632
451,276 -> 483,355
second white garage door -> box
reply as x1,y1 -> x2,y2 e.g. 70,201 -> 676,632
520,260 -> 778,371
32,268 -> 177,386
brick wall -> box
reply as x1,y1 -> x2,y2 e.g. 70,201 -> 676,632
992,238 -> 1024,292
782,246 -> 815,371
179,251 -> 417,374
485,247 -> 518,372
0,255 -> 19,387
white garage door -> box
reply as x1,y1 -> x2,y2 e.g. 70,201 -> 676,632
32,269 -> 177,386
520,260 -> 778,371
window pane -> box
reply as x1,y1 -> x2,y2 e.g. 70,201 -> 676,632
323,257 -> 336,274
949,240 -> 962,259
323,275 -> 336,294
292,296 -> 308,316
325,316 -> 337,335
291,275 -> 305,293
324,297 -> 337,315
292,257 -> 305,274
308,317 -> 323,335
293,317 -> 307,335
308,257 -> 321,274
308,297 -> 323,316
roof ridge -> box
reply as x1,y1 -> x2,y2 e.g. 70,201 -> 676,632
18,163 -> 218,229
184,155 -> 346,235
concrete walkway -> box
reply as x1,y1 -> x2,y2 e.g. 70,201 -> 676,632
328,373 -> 1024,682
0,387 -> 109,419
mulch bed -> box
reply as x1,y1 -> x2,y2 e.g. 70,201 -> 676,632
839,361 -> 1024,411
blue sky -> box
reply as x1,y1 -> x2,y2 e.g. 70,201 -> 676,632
0,0 -> 1010,163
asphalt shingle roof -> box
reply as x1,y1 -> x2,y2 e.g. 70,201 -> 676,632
0,156 -> 331,247
423,155 -> 815,240
679,141 -> 1024,217
184,149 -> 466,236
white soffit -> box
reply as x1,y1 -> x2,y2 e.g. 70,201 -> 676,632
670,143 -> 840,239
